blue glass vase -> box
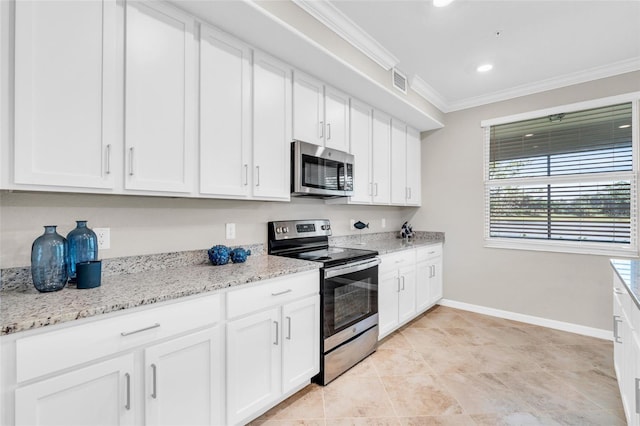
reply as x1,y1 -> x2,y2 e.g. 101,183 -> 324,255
31,226 -> 68,292
66,220 -> 98,283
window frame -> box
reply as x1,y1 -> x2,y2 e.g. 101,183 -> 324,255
482,92 -> 640,256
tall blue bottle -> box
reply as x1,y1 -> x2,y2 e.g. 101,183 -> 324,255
66,220 -> 98,283
31,226 -> 68,292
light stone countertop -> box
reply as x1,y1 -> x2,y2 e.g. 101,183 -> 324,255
0,255 -> 319,336
610,259 -> 640,310
332,232 -> 444,255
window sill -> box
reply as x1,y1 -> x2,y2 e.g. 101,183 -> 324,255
484,237 -> 638,257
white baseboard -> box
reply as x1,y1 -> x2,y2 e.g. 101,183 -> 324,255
438,299 -> 613,341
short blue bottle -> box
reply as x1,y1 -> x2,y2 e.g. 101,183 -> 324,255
66,221 -> 98,283
31,225 -> 68,292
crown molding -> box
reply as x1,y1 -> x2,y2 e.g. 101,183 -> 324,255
410,75 -> 448,112
445,57 -> 640,112
292,0 -> 399,71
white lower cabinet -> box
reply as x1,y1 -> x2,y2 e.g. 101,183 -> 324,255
225,271 -> 320,425
613,272 -> 640,425
15,355 -> 135,426
379,243 -> 444,340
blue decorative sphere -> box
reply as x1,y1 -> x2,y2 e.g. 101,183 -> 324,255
230,248 -> 252,263
208,245 -> 230,265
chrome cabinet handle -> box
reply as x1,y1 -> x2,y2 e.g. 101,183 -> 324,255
286,316 -> 292,340
408,187 -> 412,199
125,372 -> 131,410
105,144 -> 111,175
636,378 -> 640,414
151,363 -> 157,399
613,316 -> 622,343
128,147 -> 134,176
244,164 -> 248,186
614,288 -> 625,294
369,182 -> 373,196
401,275 -> 406,291
256,165 -> 260,186
272,289 -> 292,296
121,323 -> 160,337
274,320 -> 279,345
374,183 -> 378,196
396,276 -> 401,292
319,121 -> 324,138
327,123 -> 331,140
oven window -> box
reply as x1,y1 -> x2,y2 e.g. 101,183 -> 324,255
302,154 -> 345,191
324,266 -> 378,337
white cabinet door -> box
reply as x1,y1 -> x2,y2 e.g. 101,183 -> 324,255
349,99 -> 373,204
125,1 -> 195,193
398,264 -> 417,324
406,127 -> 422,206
428,255 -> 444,305
200,25 -> 252,198
378,270 -> 400,339
415,260 -> 431,313
324,86 -> 350,153
372,110 -> 391,204
252,51 -> 292,200
15,355 -> 135,426
227,307 -> 281,425
145,327 -> 224,426
14,0 -> 117,189
390,119 -> 407,205
292,71 -> 324,146
282,295 -> 320,394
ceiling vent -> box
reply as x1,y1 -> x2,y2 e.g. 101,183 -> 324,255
392,68 -> 407,94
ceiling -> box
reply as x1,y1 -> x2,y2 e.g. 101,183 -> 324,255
326,0 -> 640,111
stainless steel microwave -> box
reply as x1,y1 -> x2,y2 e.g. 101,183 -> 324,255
291,140 -> 354,198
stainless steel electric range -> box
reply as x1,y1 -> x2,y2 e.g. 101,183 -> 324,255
268,219 -> 380,385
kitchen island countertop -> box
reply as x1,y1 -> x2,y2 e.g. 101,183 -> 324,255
610,259 -> 640,310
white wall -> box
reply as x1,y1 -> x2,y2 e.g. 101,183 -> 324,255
0,192 -> 413,268
412,71 -> 640,331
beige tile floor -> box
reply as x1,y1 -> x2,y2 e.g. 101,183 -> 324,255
249,305 -> 625,426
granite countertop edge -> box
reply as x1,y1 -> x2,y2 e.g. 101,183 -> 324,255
610,259 -> 640,310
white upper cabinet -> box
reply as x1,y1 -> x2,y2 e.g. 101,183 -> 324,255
406,127 -> 422,206
293,71 -> 350,152
349,99 -> 374,204
124,1 -> 196,194
252,51 -> 292,201
13,0 -> 117,189
390,119 -> 407,205
372,109 -> 391,205
199,25 -> 252,198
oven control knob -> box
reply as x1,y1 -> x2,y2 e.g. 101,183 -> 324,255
321,224 -> 330,231
276,227 -> 282,234
282,227 -> 289,234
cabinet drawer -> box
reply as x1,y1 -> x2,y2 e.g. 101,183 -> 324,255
379,250 -> 415,275
16,293 -> 222,383
227,270 -> 318,319
416,243 -> 443,262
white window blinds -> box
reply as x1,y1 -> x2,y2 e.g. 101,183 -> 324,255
484,100 -> 638,255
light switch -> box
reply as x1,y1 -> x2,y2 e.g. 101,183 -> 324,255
226,223 -> 236,239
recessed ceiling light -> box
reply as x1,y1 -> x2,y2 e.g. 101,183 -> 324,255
525,133 -> 534,137
619,124 -> 631,129
477,63 -> 493,73
433,0 -> 455,7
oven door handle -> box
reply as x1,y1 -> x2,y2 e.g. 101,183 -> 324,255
324,257 -> 381,279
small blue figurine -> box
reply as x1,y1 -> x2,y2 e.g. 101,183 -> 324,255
353,221 -> 369,230
208,245 -> 231,265
230,247 -> 252,263
400,222 -> 414,239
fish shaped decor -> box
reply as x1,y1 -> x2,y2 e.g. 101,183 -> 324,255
208,245 -> 230,265
353,221 -> 369,230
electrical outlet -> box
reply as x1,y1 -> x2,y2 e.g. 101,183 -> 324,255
381,218 -> 386,228
94,228 -> 110,250
226,223 -> 236,239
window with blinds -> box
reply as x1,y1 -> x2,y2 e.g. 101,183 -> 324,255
484,99 -> 638,255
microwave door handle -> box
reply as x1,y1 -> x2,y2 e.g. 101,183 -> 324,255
324,258 -> 381,279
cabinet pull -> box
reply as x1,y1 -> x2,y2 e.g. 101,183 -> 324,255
272,289 -> 292,296
319,121 -> 324,138
244,164 -> 248,186
613,288 -> 625,295
408,187 -> 412,199
397,277 -> 401,293
125,372 -> 131,410
151,363 -> 157,399
327,123 -> 331,140
374,183 -> 378,196
402,275 -> 406,290
128,147 -> 134,176
636,378 -> 640,414
286,316 -> 292,340
274,320 -> 279,345
105,144 -> 111,175
255,165 -> 260,187
613,316 -> 622,343
369,182 -> 373,196
120,323 -> 160,336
